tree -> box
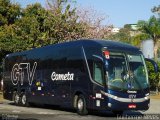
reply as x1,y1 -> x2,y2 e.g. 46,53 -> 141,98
151,5 -> 160,18
0,0 -> 22,79
0,0 -> 22,52
137,16 -> 160,61
0,0 -> 100,51
131,33 -> 150,47
106,25 -> 132,43
14,3 -> 47,49
146,61 -> 160,94
76,7 -> 112,39
44,0 -> 85,44
0,0 -> 21,26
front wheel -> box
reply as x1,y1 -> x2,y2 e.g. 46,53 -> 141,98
76,94 -> 88,115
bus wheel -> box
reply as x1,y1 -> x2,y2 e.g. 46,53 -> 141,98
76,94 -> 88,115
73,95 -> 78,109
112,110 -> 123,115
13,91 -> 20,105
20,93 -> 29,107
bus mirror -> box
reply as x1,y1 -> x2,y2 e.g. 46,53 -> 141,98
145,58 -> 158,73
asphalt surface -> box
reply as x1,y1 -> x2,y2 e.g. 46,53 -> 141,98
0,98 -> 160,120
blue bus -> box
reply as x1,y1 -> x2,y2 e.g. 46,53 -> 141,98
3,39 -> 154,115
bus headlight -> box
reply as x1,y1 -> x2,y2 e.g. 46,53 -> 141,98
108,103 -> 112,107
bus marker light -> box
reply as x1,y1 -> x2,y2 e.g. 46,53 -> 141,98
108,103 -> 112,107
103,51 -> 110,59
38,87 -> 41,91
96,93 -> 102,98
128,104 -> 136,108
96,100 -> 100,107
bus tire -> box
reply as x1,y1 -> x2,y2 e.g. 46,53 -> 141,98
13,91 -> 20,106
73,95 -> 78,109
20,92 -> 29,107
76,94 -> 88,115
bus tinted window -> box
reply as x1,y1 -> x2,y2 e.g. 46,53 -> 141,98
107,54 -> 127,90
93,62 -> 104,85
128,54 -> 149,90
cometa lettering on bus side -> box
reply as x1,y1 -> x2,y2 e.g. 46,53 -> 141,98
51,72 -> 74,81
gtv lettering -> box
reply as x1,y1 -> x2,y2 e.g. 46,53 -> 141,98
11,62 -> 37,86
51,72 -> 74,81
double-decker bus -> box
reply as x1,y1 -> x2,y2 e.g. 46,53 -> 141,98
3,39 -> 153,115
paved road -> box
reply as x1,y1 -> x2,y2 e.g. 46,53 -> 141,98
0,98 -> 160,120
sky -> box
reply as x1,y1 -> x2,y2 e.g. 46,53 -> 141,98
13,0 -> 160,28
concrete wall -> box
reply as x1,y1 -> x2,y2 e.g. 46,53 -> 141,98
141,39 -> 154,58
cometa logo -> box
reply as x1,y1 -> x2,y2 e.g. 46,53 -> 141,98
51,72 -> 74,81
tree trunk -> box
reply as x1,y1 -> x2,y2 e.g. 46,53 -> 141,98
156,86 -> 159,95
154,41 -> 159,62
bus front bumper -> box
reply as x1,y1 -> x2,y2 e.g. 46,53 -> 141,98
101,90 -> 150,111
107,98 -> 150,111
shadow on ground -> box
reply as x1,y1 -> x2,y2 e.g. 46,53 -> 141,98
7,102 -> 143,118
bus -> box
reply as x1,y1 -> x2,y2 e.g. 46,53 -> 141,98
3,39 -> 153,115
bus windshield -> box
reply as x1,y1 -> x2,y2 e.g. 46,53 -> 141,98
106,52 -> 149,91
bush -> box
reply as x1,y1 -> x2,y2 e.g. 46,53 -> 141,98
146,61 -> 160,91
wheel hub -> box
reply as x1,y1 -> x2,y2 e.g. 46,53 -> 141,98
78,99 -> 83,110
15,94 -> 19,104
22,95 -> 26,105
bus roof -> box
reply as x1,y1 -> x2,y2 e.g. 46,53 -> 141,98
6,39 -> 141,57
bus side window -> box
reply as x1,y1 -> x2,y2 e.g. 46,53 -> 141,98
93,62 -> 104,85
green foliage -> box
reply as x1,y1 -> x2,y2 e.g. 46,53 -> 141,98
137,16 -> 160,40
106,26 -> 131,43
0,0 -> 86,53
0,0 -> 21,26
151,5 -> 160,20
146,61 -> 160,89
137,16 -> 160,61
131,33 -> 150,47
43,0 -> 85,44
0,0 -> 87,75
14,3 -> 47,48
0,0 -> 22,54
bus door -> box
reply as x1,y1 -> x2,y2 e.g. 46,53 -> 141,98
92,55 -> 106,108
